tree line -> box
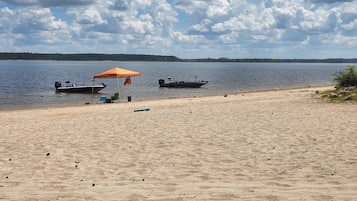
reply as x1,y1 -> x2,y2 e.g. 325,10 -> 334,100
0,53 -> 181,61
0,52 -> 356,63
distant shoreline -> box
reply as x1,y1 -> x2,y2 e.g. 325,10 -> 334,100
1,52 -> 356,63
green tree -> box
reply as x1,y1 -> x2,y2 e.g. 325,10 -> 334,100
334,65 -> 357,88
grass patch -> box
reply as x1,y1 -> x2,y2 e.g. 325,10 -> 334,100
318,65 -> 357,102
318,87 -> 357,102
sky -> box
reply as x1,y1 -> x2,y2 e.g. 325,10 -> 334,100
0,0 -> 356,59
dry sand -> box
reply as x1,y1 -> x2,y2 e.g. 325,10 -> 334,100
0,86 -> 356,201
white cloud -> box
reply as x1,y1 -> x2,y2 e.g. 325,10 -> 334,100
309,0 -> 354,3
173,0 -> 209,16
206,0 -> 231,18
0,7 -> 70,45
170,30 -> 205,44
219,32 -> 239,44
69,8 -> 107,25
0,0 -> 356,58
123,20 -> 154,35
191,19 -> 211,32
0,0 -> 97,7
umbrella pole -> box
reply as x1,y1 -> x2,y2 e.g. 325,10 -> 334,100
91,79 -> 95,104
116,77 -> 120,99
91,79 -> 95,94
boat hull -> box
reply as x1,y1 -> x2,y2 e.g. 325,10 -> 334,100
159,79 -> 207,88
56,86 -> 105,93
55,81 -> 106,93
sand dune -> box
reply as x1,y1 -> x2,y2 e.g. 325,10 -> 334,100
0,86 -> 356,200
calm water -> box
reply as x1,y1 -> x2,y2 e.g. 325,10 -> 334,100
0,60 -> 350,110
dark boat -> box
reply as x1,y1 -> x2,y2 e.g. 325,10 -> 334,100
55,81 -> 106,93
159,78 -> 208,88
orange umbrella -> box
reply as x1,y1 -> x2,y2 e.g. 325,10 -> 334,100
93,67 -> 141,99
93,67 -> 141,78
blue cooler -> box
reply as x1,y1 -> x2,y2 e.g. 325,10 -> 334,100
100,96 -> 107,103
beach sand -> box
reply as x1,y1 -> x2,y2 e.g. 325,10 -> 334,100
0,86 -> 356,201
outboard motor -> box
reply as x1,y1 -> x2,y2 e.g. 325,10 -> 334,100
55,81 -> 62,89
158,79 -> 165,87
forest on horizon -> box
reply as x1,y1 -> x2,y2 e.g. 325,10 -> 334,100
0,52 -> 356,63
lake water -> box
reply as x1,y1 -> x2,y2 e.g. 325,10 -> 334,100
0,60 -> 350,110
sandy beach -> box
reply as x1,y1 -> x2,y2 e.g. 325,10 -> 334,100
0,86 -> 356,201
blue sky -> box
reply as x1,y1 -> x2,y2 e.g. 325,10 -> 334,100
0,0 -> 356,59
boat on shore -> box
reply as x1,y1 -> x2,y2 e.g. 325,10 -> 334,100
55,81 -> 106,93
158,78 -> 208,88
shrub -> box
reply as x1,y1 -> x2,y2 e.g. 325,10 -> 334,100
334,65 -> 357,88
